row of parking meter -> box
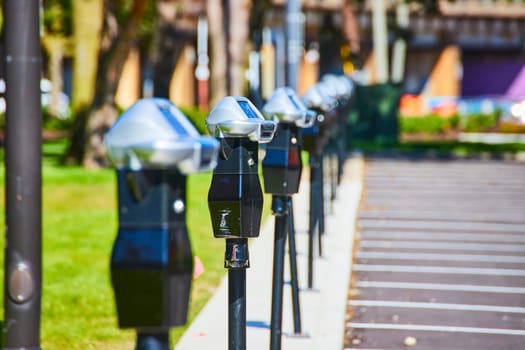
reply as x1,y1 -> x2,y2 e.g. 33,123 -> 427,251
301,83 -> 337,289
301,75 -> 354,290
261,88 -> 315,349
104,98 -> 219,350
321,74 -> 355,189
103,75 -> 353,350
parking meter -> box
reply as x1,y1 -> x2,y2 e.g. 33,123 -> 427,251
104,98 -> 219,349
321,74 -> 355,187
207,96 -> 276,241
301,83 -> 337,289
262,87 -> 314,195
261,87 -> 314,347
322,74 -> 354,105
301,83 -> 337,153
206,96 -> 276,350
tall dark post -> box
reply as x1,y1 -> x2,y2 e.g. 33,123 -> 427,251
3,0 -> 42,349
269,198 -> 288,350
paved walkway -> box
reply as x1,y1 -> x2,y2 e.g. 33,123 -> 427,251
344,157 -> 525,350
175,155 -> 365,350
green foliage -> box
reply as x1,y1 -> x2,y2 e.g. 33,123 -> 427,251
110,0 -> 156,49
400,112 -> 503,134
42,107 -> 72,131
42,0 -> 73,35
459,112 -> 499,132
400,114 -> 459,134
180,106 -> 209,135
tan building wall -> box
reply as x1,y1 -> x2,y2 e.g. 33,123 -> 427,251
298,46 -> 320,96
423,45 -> 461,98
115,47 -> 140,109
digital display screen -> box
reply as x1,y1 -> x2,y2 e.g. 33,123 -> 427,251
288,93 -> 303,110
238,100 -> 260,119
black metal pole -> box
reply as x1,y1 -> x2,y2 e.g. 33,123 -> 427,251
307,153 -> 320,289
228,269 -> 246,350
331,151 -> 338,203
269,197 -> 288,350
318,152 -> 325,243
337,114 -> 347,185
287,200 -> 302,334
226,239 -> 248,350
3,0 -> 42,349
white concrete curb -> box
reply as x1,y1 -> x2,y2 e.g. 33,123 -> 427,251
175,154 -> 364,350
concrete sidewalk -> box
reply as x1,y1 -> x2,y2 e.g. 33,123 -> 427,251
175,155 -> 364,350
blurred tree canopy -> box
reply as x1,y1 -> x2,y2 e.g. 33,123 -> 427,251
66,0 -> 153,167
1,0 -> 443,167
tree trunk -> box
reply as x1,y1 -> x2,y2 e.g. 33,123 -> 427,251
71,0 -> 104,114
207,0 -> 228,107
227,0 -> 251,96
66,0 -> 148,167
391,1 -> 409,83
152,1 -> 191,98
371,0 -> 389,84
42,35 -> 68,117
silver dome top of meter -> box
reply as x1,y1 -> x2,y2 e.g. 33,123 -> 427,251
104,98 -> 219,173
262,87 -> 316,128
302,83 -> 337,112
206,96 -> 276,143
321,74 -> 354,101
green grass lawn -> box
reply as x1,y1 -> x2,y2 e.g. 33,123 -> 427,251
0,139 -> 263,349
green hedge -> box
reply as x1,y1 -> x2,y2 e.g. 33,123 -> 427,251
400,114 -> 459,134
180,106 -> 209,135
459,112 -> 499,132
400,112 -> 502,134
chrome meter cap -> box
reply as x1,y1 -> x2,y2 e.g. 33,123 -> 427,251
104,98 -> 219,173
338,75 -> 354,99
206,96 -> 277,143
262,87 -> 315,128
302,83 -> 337,113
322,74 -> 354,102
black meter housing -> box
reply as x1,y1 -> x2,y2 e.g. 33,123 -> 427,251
208,137 -> 263,239
262,123 -> 302,194
261,87 -> 313,195
112,168 -> 191,329
104,98 -> 218,333
206,96 -> 276,241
